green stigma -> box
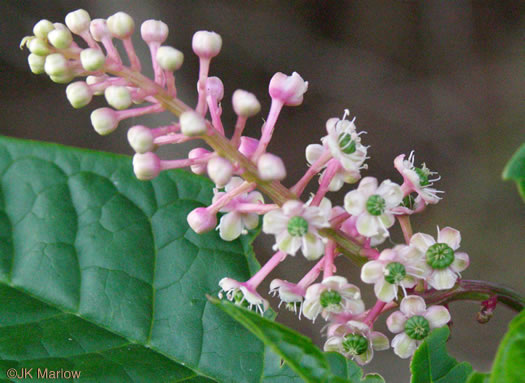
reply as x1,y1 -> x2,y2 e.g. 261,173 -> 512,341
404,315 -> 430,340
366,194 -> 386,216
320,290 -> 342,308
384,262 -> 407,284
401,194 -> 416,210
426,243 -> 455,269
414,167 -> 430,186
342,334 -> 369,356
338,133 -> 357,154
233,290 -> 250,308
287,216 -> 309,237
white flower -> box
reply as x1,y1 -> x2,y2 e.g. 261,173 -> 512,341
410,227 -> 470,290
394,152 -> 443,205
218,277 -> 268,314
324,320 -> 389,365
263,200 -> 330,260
213,177 -> 263,241
302,276 -> 364,321
344,177 -> 403,238
340,215 -> 388,247
361,245 -> 428,302
386,296 -> 451,358
323,115 -> 368,171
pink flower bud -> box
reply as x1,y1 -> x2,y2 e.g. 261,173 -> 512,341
132,152 -> 161,180
257,153 -> 286,181
238,136 -> 259,158
65,9 -> 91,34
187,207 -> 217,233
206,76 -> 224,101
127,125 -> 154,153
207,157 -> 233,187
192,31 -> 222,59
232,89 -> 261,117
268,71 -> 308,106
90,107 -> 118,135
188,148 -> 211,175
140,20 -> 168,44
89,19 -> 111,42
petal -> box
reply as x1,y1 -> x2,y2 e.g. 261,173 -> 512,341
242,213 -> 260,230
282,200 -> 304,216
344,190 -> 365,215
323,276 -> 349,289
219,212 -> 243,241
356,214 -> 381,237
379,213 -> 396,229
305,144 -> 325,165
218,277 -> 241,291
370,331 -> 390,351
428,269 -> 457,290
224,176 -> 244,192
343,298 -> 366,315
301,233 -> 324,260
275,232 -> 296,255
410,233 -> 436,253
451,251 -> 469,273
354,347 -> 373,365
328,172 -> 345,192
340,284 -> 362,301
361,261 -> 385,284
377,180 -> 403,208
357,177 -> 378,196
400,295 -> 427,316
262,209 -> 287,234
374,279 -> 398,302
424,305 -> 451,329
438,227 -> 461,250
302,299 -> 321,320
400,275 -> 417,289
323,336 -> 343,353
346,320 -> 370,333
386,311 -> 407,333
392,333 -> 417,359
247,191 -> 264,204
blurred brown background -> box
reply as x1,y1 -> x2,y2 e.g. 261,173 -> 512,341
0,1 -> 524,381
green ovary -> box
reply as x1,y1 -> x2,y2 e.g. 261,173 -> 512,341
404,315 -> 430,340
366,194 -> 386,216
342,334 -> 369,355
384,262 -> 407,284
287,216 -> 309,236
338,133 -> 357,154
426,243 -> 455,269
320,290 -> 342,308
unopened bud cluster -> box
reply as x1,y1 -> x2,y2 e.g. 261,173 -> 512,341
24,9 -> 473,364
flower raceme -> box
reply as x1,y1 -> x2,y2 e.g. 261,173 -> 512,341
22,9 -> 479,365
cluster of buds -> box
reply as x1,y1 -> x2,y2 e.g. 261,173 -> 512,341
23,9 -> 474,364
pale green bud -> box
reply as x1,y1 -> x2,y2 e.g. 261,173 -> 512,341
33,19 -> 54,39
104,86 -> 132,110
48,28 -> 73,49
66,81 -> 93,108
27,54 -> 46,74
80,48 -> 105,71
156,46 -> 184,71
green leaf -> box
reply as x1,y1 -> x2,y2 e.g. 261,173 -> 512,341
0,135 -> 272,382
490,309 -> 525,383
410,326 -> 473,383
467,372 -> 491,383
502,143 -> 525,201
211,297 -> 385,383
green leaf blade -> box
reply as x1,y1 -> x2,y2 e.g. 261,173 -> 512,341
502,143 -> 525,201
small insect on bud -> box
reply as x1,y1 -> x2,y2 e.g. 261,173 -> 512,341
140,20 -> 168,44
104,86 -> 132,110
44,53 -> 69,76
80,48 -> 105,71
28,38 -> 50,56
188,148 -> 211,175
156,46 -> 184,71
206,77 -> 224,101
207,157 -> 233,187
90,19 -> 111,42
180,110 -> 207,136
187,207 -> 217,234
192,31 -> 222,59
90,107 -> 118,135
27,54 -> 46,74
257,153 -> 286,181
269,71 -> 308,106
47,28 -> 73,49
65,9 -> 91,35
107,12 -> 135,39
133,152 -> 161,180
33,19 -> 55,40
232,90 -> 261,118
66,81 -> 93,109
127,125 -> 155,154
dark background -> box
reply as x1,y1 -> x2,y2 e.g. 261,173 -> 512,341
1,1 -> 523,381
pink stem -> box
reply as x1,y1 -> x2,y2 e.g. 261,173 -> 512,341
154,133 -> 195,145
88,77 -> 129,93
397,215 -> 413,244
101,37 -> 122,68
364,300 -> 387,326
116,103 -> 164,120
79,31 -> 100,49
165,71 -> 176,97
235,203 -> 278,214
207,95 -> 225,135
147,42 -> 164,86
323,241 -> 337,279
196,58 -> 211,115
311,159 -> 340,206
231,116 -> 247,147
207,181 -> 256,214
291,150 -> 332,196
253,98 -> 284,159
330,212 -> 350,228
247,251 -> 287,288
160,155 -> 211,170
360,247 -> 380,260
297,256 -> 326,290
123,37 -> 141,71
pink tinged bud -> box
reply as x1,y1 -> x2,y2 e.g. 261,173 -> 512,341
28,54 -> 45,74
207,157 -> 233,187
188,148 -> 211,175
66,81 -> 93,108
180,110 -> 207,136
257,153 -> 286,181
90,107 -> 118,135
156,46 -> 184,71
140,20 -> 168,44
80,48 -> 106,71
47,28 -> 73,49
107,12 -> 135,39
28,38 -> 50,56
206,77 -> 224,101
192,30 -> 222,59
90,19 -> 111,42
187,207 -> 217,234
268,71 -> 308,106
65,9 -> 91,34
127,125 -> 155,153
232,89 -> 261,117
104,86 -> 132,110
33,19 -> 54,39
133,152 -> 161,180
238,136 -> 259,158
